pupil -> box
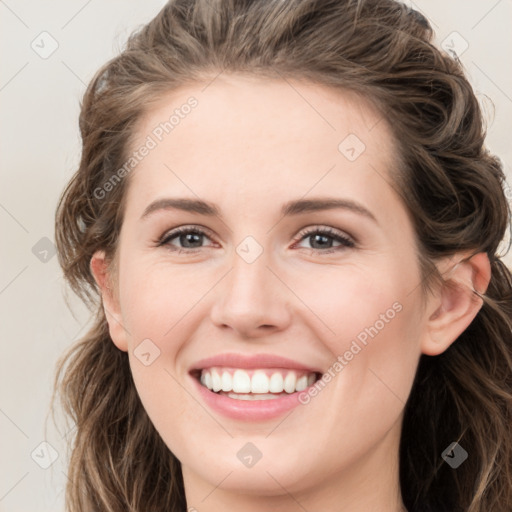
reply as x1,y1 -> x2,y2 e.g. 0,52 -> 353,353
311,234 -> 331,249
182,233 -> 202,248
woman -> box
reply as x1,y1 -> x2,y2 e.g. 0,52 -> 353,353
52,0 -> 512,511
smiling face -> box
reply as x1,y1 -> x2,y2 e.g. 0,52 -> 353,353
90,74 -> 437,509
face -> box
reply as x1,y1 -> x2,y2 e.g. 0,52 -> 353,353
95,74 -> 433,505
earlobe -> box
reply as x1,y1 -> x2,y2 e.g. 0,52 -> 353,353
421,252 -> 491,356
90,250 -> 129,352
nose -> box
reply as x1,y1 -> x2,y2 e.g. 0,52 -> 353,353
209,245 -> 292,338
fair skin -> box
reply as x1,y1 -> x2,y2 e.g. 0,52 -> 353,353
90,74 -> 490,512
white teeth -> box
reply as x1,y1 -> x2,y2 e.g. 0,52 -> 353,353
205,371 -> 212,390
295,375 -> 308,392
251,371 -> 269,393
283,372 -> 296,393
211,369 -> 222,392
232,369 -> 251,393
198,367 -> 318,395
269,373 -> 284,393
221,371 -> 232,392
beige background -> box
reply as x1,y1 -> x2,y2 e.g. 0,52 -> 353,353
1,1 -> 511,510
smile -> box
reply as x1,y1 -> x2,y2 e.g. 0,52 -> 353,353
189,367 -> 322,420
196,367 -> 320,399
188,353 -> 324,420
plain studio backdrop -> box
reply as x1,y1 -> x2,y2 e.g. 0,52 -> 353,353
0,1 -> 511,510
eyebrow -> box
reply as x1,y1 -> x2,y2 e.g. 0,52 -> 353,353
140,197 -> 378,224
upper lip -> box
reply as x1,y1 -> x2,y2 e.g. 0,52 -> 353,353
189,352 -> 323,373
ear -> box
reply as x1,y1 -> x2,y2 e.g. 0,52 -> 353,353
421,252 -> 491,356
90,250 -> 128,352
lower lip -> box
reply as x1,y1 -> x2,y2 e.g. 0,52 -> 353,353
189,373 -> 312,421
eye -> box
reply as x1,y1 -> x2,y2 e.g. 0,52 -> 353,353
156,225 -> 355,255
157,226 -> 216,253
292,226 -> 355,254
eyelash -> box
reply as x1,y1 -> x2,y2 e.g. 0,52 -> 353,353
156,225 -> 356,255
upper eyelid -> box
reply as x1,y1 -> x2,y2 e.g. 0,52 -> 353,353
297,225 -> 353,240
159,225 -> 216,241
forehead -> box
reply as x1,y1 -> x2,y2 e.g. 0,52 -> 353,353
134,73 -> 392,149
124,74 -> 399,217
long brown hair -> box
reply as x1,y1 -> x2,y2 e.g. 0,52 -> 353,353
52,1 -> 512,510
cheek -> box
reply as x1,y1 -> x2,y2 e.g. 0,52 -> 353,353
299,260 -> 422,394
127,352 -> 194,463
287,261 -> 411,343
118,259 -> 207,342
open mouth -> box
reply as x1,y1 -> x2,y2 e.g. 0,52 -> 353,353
190,367 -> 322,401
